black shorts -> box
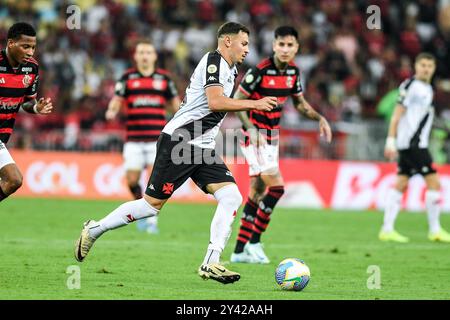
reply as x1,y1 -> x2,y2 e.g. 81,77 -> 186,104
145,133 -> 236,199
397,148 -> 437,177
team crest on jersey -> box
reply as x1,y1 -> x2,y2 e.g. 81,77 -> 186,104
286,76 -> 294,87
22,74 -> 32,87
207,64 -> 217,74
245,74 -> 254,83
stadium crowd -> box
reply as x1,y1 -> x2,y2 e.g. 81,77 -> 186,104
0,0 -> 449,156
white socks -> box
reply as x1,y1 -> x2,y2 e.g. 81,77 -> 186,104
88,198 -> 159,239
203,184 -> 243,265
382,188 -> 442,234
426,190 -> 441,234
382,189 -> 403,233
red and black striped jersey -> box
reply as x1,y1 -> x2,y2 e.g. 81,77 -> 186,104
115,68 -> 178,142
0,49 -> 39,144
237,56 -> 303,142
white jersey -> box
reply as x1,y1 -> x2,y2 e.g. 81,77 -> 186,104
163,50 -> 238,149
396,77 -> 434,150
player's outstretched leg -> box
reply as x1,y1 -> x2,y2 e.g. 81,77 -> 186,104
74,198 -> 159,262
245,186 -> 285,264
198,184 -> 242,284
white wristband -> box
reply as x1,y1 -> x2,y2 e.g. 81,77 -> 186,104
33,103 -> 39,114
385,137 -> 396,150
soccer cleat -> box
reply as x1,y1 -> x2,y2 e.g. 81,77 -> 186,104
245,242 -> 270,264
428,228 -> 450,243
230,251 -> 261,264
198,263 -> 241,284
74,220 -> 97,262
378,230 -> 409,243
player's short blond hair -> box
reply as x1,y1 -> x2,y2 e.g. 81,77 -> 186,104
415,52 -> 436,64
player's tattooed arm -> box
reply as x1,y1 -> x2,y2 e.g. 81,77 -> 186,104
22,97 -> 53,114
293,95 -> 332,143
293,95 -> 322,121
234,91 -> 267,147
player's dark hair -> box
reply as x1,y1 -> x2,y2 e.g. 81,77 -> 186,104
7,22 -> 36,40
217,22 -> 250,38
415,52 -> 436,63
274,26 -> 298,40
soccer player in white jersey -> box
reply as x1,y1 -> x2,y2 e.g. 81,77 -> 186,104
74,22 -> 278,284
380,52 -> 450,243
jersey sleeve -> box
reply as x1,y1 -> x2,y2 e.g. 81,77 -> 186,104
114,74 -> 127,98
164,76 -> 179,99
397,78 -> 414,107
204,52 -> 224,88
238,67 -> 261,97
291,68 -> 303,97
25,67 -> 39,99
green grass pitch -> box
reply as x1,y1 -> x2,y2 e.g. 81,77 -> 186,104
1,198 -> 450,300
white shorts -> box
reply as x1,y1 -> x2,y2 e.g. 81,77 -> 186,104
0,141 -> 15,170
123,141 -> 158,171
240,142 -> 279,176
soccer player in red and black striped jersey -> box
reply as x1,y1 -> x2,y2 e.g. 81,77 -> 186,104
105,39 -> 180,233
231,26 -> 332,264
0,22 -> 53,203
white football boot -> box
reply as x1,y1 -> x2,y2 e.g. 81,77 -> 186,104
245,242 -> 270,264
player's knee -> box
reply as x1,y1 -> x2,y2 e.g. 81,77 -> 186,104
143,194 -> 165,210
218,184 -> 243,210
249,189 -> 263,203
425,176 -> 440,190
397,184 -> 408,193
4,175 -> 23,195
228,189 -> 243,210
395,178 -> 408,193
